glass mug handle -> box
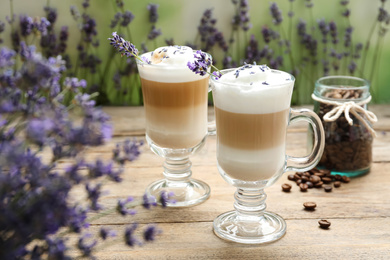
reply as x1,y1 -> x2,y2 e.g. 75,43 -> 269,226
207,84 -> 216,136
285,108 -> 325,173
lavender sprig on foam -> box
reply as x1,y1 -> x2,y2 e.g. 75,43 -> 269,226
187,50 -> 222,79
108,32 -> 149,64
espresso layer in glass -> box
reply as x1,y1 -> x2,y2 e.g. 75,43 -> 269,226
141,77 -> 209,149
215,106 -> 290,181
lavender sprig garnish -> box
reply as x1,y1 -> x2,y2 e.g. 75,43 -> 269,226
187,50 -> 222,79
108,32 -> 148,64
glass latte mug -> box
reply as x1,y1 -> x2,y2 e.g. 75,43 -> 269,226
136,46 -> 213,207
210,66 -> 325,244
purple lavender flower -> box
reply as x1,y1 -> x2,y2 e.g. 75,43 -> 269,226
99,227 -> 117,240
348,60 -> 357,74
329,21 -> 338,44
35,17 -> 51,36
64,77 -> 87,91
340,0 -> 349,5
317,19 -> 329,43
20,15 -> 34,36
378,7 -> 389,22
344,26 -> 353,47
44,6 -> 57,24
26,117 -> 54,146
124,224 -> 140,247
121,11 -> 135,27
86,183 -> 103,210
116,196 -> 136,216
147,25 -> 162,40
77,233 -> 97,257
143,193 -> 157,209
110,12 -> 122,28
159,191 -> 175,207
187,50 -> 212,76
270,2 -> 283,25
305,0 -> 314,8
109,32 -> 139,58
46,237 -> 68,259
144,225 -> 160,242
147,4 -> 159,23
342,9 -> 351,17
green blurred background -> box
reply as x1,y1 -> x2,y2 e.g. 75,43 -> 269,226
1,0 -> 389,104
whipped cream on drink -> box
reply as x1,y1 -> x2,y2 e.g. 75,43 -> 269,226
137,46 -> 209,149
213,64 -> 294,182
139,46 -> 206,83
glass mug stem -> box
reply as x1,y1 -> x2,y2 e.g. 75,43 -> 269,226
286,108 -> 325,172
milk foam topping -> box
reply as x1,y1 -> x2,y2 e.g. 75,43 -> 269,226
213,64 -> 294,114
138,46 -> 207,83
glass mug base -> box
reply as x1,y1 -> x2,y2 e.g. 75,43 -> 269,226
213,211 -> 287,244
145,134 -> 210,207
145,178 -> 210,207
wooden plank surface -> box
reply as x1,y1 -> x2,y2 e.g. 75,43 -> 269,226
76,105 -> 390,259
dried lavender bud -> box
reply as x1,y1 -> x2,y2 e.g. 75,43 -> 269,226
270,2 -> 283,25
147,4 -> 159,23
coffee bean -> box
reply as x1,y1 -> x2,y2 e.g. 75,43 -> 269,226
334,174 -> 342,181
322,177 -> 333,184
324,185 -> 333,192
334,181 -> 341,188
306,181 -> 314,188
288,174 -> 295,181
318,219 -> 331,229
296,179 -> 302,185
282,183 -> 292,192
301,176 -> 309,183
310,175 -> 321,183
299,183 -> 308,192
314,172 -> 325,178
314,181 -> 323,188
341,176 -> 351,183
303,202 -> 317,210
302,172 -> 311,178
294,173 -> 301,180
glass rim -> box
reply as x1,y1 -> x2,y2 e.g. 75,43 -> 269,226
210,67 -> 295,88
315,75 -> 370,90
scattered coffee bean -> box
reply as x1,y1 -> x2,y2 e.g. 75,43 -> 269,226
282,183 -> 292,192
334,181 -> 341,188
318,219 -> 331,229
301,176 -> 309,183
306,181 -> 314,189
341,176 -> 350,183
299,183 -> 308,192
334,174 -> 342,181
309,175 -> 321,183
303,202 -> 317,210
302,172 -> 311,178
288,174 -> 295,181
296,179 -> 302,185
314,181 -> 323,188
294,173 -> 301,180
324,185 -> 333,192
322,177 -> 333,184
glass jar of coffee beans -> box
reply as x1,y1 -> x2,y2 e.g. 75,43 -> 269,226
309,76 -> 376,177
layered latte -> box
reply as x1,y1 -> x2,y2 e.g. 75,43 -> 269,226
138,46 -> 209,149
213,65 -> 294,182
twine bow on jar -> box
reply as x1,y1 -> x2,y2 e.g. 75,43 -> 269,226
311,94 -> 378,137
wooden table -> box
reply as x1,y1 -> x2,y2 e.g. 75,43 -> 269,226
74,105 -> 390,259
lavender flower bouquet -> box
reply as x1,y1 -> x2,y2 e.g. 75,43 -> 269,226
0,23 -> 173,260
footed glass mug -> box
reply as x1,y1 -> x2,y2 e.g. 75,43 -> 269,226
210,66 -> 325,244
136,46 -> 214,207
